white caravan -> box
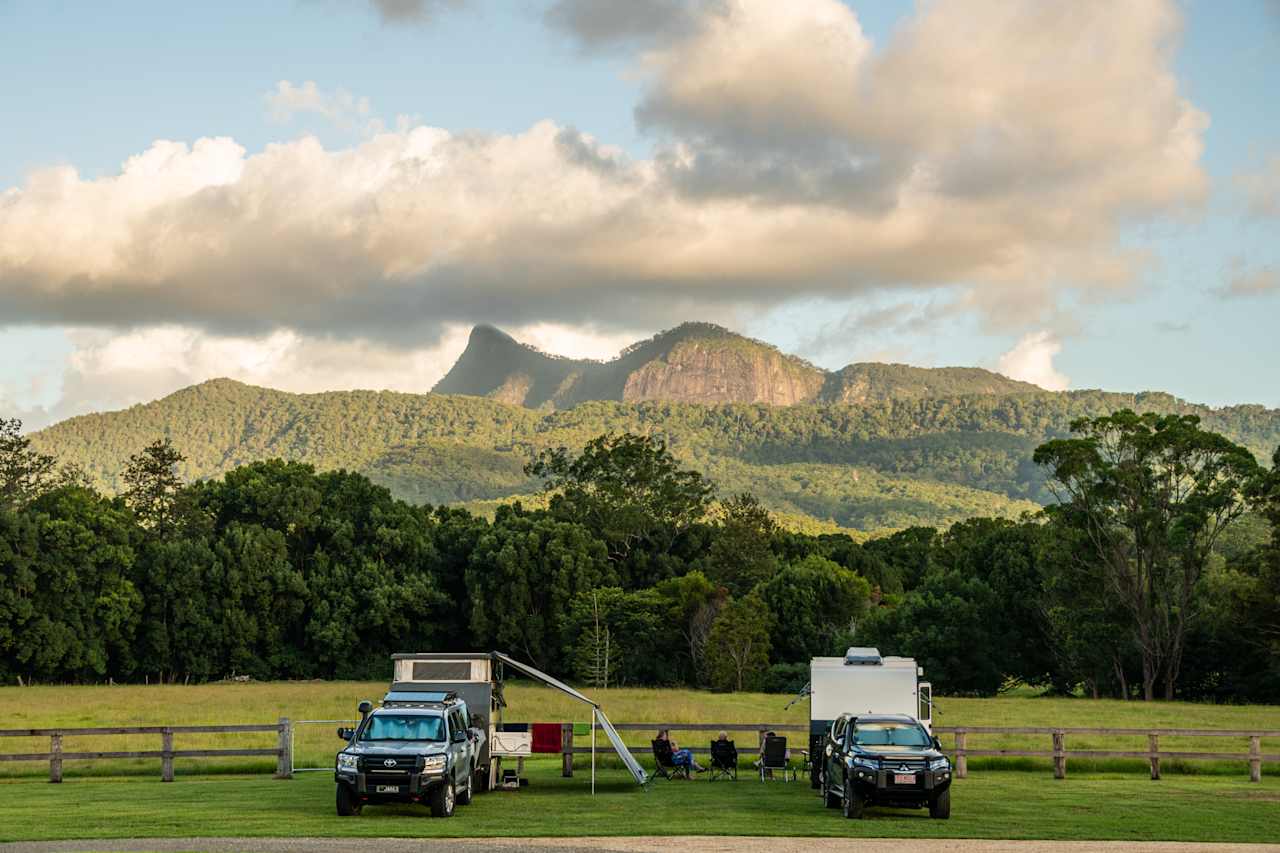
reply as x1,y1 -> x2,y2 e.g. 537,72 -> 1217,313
805,647 -> 932,785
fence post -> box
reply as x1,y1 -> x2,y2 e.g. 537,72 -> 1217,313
49,732 -> 63,783
1250,736 -> 1262,784
1148,733 -> 1160,781
275,718 -> 292,779
161,727 -> 174,782
561,723 -> 574,778
1052,730 -> 1066,780
954,729 -> 968,779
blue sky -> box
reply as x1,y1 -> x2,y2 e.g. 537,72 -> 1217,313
2,0 -> 1278,427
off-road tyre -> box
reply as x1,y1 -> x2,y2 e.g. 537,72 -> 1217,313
430,779 -> 456,818
841,774 -> 865,820
929,787 -> 951,819
336,783 -> 361,817
456,767 -> 474,805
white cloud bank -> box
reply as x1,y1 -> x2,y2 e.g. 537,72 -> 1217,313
0,0 -> 1208,423
997,330 -> 1070,392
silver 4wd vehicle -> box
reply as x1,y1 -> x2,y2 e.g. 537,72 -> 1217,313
820,713 -> 952,820
334,691 -> 485,817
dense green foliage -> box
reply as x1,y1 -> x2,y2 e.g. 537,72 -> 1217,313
4,414 -> 1280,705
27,378 -> 1280,533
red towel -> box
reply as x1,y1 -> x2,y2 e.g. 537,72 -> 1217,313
531,722 -> 563,753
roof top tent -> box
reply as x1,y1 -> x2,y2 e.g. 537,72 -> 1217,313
390,651 -> 647,792
805,647 -> 932,787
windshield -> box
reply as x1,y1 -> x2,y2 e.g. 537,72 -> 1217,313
360,714 -> 445,742
852,721 -> 931,748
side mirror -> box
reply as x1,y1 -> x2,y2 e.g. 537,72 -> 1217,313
451,730 -> 467,744
932,736 -> 942,750
337,727 -> 355,741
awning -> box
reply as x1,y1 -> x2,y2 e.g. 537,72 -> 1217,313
490,651 -> 646,788
594,708 -> 648,786
491,651 -> 598,708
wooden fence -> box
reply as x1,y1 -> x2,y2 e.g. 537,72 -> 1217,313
938,726 -> 1280,783
558,722 -> 1280,783
0,719 -> 293,782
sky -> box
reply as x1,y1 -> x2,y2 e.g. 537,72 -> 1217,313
2,0 -> 1279,429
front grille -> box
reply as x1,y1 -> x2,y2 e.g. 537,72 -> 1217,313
360,756 -> 417,781
879,758 -> 927,772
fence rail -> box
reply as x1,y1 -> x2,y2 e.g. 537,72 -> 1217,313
0,719 -> 293,782
558,722 -> 1280,783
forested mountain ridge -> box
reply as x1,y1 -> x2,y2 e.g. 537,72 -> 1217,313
433,322 -> 1041,407
29,376 -> 1280,534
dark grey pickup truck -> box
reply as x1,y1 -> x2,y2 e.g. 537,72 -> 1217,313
820,713 -> 952,819
334,691 -> 486,818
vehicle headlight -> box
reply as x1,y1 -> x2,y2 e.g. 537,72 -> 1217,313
929,757 -> 950,771
422,754 -> 447,771
851,756 -> 878,770
336,753 -> 358,772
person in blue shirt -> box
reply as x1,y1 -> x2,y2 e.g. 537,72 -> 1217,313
657,729 -> 705,773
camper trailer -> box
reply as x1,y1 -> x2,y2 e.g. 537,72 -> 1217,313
389,652 -> 503,789
807,647 -> 932,786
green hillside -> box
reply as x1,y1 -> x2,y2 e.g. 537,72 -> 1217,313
28,378 -> 1280,534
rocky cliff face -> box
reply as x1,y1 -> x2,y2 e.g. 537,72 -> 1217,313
431,322 -> 1044,408
622,339 -> 825,405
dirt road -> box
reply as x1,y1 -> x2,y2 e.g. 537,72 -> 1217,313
2,839 -> 1277,852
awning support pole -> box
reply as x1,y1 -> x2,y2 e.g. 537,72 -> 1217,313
591,710 -> 597,796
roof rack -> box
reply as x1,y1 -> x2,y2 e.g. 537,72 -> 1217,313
381,689 -> 459,709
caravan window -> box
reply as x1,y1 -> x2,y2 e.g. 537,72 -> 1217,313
412,661 -> 472,681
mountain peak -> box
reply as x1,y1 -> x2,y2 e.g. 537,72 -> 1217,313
432,321 -> 1056,409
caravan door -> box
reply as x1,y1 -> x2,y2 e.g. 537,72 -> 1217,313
918,682 -> 932,732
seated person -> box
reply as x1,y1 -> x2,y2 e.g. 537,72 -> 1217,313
657,729 -> 704,773
754,730 -> 791,776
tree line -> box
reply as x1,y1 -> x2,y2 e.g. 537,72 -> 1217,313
2,412 -> 1278,702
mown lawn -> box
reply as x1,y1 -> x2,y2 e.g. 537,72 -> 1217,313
1,763 -> 1278,844
1,682 -> 1275,780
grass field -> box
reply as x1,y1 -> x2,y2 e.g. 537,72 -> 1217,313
2,763 -> 1279,844
1,682 -> 1278,843
1,681 -> 1276,780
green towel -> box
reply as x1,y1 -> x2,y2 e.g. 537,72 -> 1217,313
573,722 -> 590,737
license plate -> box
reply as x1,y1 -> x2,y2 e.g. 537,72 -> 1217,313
376,785 -> 401,794
893,773 -> 916,785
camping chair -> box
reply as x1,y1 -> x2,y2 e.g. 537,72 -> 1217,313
650,738 -> 691,782
758,735 -> 795,782
709,739 -> 738,781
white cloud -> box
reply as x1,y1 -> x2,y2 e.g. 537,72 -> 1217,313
0,0 -> 1210,422
1219,265 -> 1279,299
265,80 -> 375,132
997,330 -> 1070,391
9,320 -> 651,430
1238,155 -> 1280,218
